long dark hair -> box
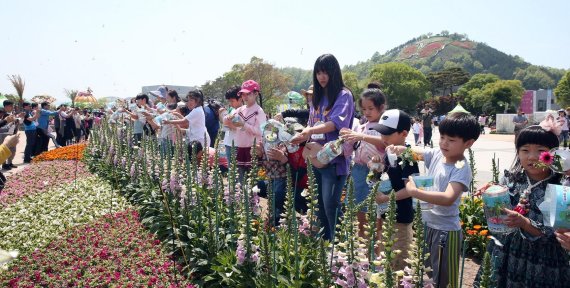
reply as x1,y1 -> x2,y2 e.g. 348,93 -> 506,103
312,54 -> 345,111
187,90 -> 205,107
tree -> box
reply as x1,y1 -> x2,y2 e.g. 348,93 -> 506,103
241,57 -> 292,114
427,67 -> 470,96
7,74 -> 25,109
64,89 -> 78,107
343,72 -> 362,99
368,62 -> 429,112
555,71 -> 570,108
514,65 -> 556,90
201,64 -> 245,104
481,79 -> 525,114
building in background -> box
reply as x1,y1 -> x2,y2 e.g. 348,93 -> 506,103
141,85 -> 196,99
520,89 -> 559,113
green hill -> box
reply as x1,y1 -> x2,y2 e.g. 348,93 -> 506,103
341,32 -> 566,90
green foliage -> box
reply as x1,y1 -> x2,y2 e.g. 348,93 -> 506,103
459,196 -> 488,258
343,71 -> 363,98
479,252 -> 494,288
555,71 -> 570,108
427,67 -> 470,96
280,67 -> 312,92
368,62 -> 430,112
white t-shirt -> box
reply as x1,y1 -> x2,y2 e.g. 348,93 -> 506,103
412,122 -> 421,134
185,107 -> 209,148
222,108 -> 236,147
558,116 -> 569,131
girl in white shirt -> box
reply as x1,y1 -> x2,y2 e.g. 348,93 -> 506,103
163,90 -> 209,154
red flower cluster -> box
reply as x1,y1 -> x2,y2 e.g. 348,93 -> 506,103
1,210 -> 195,287
419,42 -> 444,58
0,160 -> 91,207
401,45 -> 418,58
450,41 -> 475,49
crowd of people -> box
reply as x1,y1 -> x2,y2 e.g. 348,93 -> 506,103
2,52 -> 569,287
104,53 -> 568,288
0,100 -> 95,170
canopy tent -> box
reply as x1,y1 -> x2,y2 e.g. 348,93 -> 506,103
448,103 -> 470,115
286,91 -> 305,105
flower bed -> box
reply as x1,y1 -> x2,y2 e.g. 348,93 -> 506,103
0,160 -> 91,208
1,210 -> 194,287
400,44 -> 418,58
419,42 -> 444,58
450,41 -> 475,49
0,177 -> 130,255
32,143 -> 86,162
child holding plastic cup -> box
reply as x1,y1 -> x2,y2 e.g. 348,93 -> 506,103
391,112 -> 479,288
366,109 -> 417,272
473,121 -> 570,287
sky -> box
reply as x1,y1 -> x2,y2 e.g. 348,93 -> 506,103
1,0 -> 568,104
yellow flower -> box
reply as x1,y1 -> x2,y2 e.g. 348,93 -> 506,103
479,230 -> 488,236
473,225 -> 482,230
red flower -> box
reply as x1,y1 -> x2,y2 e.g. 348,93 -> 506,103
539,151 -> 554,165
513,205 -> 527,215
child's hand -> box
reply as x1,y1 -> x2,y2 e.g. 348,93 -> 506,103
406,176 -> 418,197
267,147 -> 286,163
376,193 -> 389,204
474,182 -> 493,197
555,229 -> 570,251
340,129 -> 363,143
253,143 -> 263,157
386,144 -> 407,156
503,208 -> 529,228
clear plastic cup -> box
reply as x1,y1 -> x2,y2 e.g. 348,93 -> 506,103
411,173 -> 434,211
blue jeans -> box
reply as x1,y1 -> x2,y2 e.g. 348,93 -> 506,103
24,130 -> 37,162
225,145 -> 232,163
314,164 -> 348,241
271,177 -> 287,226
350,163 -> 371,211
560,130 -> 569,147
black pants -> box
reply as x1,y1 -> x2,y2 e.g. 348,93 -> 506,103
423,126 -> 433,147
24,130 -> 37,162
35,128 -> 50,155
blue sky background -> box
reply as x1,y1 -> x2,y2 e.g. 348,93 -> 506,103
1,0 -> 568,103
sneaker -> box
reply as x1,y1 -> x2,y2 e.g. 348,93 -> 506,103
2,164 -> 12,170
9,164 -> 17,169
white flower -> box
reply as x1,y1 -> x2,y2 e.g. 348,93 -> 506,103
300,189 -> 309,197
455,160 -> 465,169
252,185 -> 260,194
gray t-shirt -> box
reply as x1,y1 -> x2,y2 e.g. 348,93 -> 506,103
133,118 -> 144,134
422,149 -> 472,231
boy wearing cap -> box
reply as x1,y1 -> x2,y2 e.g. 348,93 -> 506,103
390,112 -> 478,288
370,109 -> 418,272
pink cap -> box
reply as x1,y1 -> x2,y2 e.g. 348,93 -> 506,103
238,80 -> 260,95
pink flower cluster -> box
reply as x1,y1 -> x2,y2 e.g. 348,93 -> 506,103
330,245 -> 369,288
0,210 -> 195,287
0,160 -> 91,207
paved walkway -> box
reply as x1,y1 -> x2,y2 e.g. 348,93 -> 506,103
1,131 -> 57,176
408,127 -> 516,187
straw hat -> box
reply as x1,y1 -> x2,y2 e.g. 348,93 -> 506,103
300,85 -> 314,97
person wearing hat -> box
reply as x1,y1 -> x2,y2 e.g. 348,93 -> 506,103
273,85 -> 312,127
557,109 -> 569,147
223,80 -> 266,183
369,109 -> 417,272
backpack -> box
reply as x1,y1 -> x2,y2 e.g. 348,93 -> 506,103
207,99 -> 222,121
